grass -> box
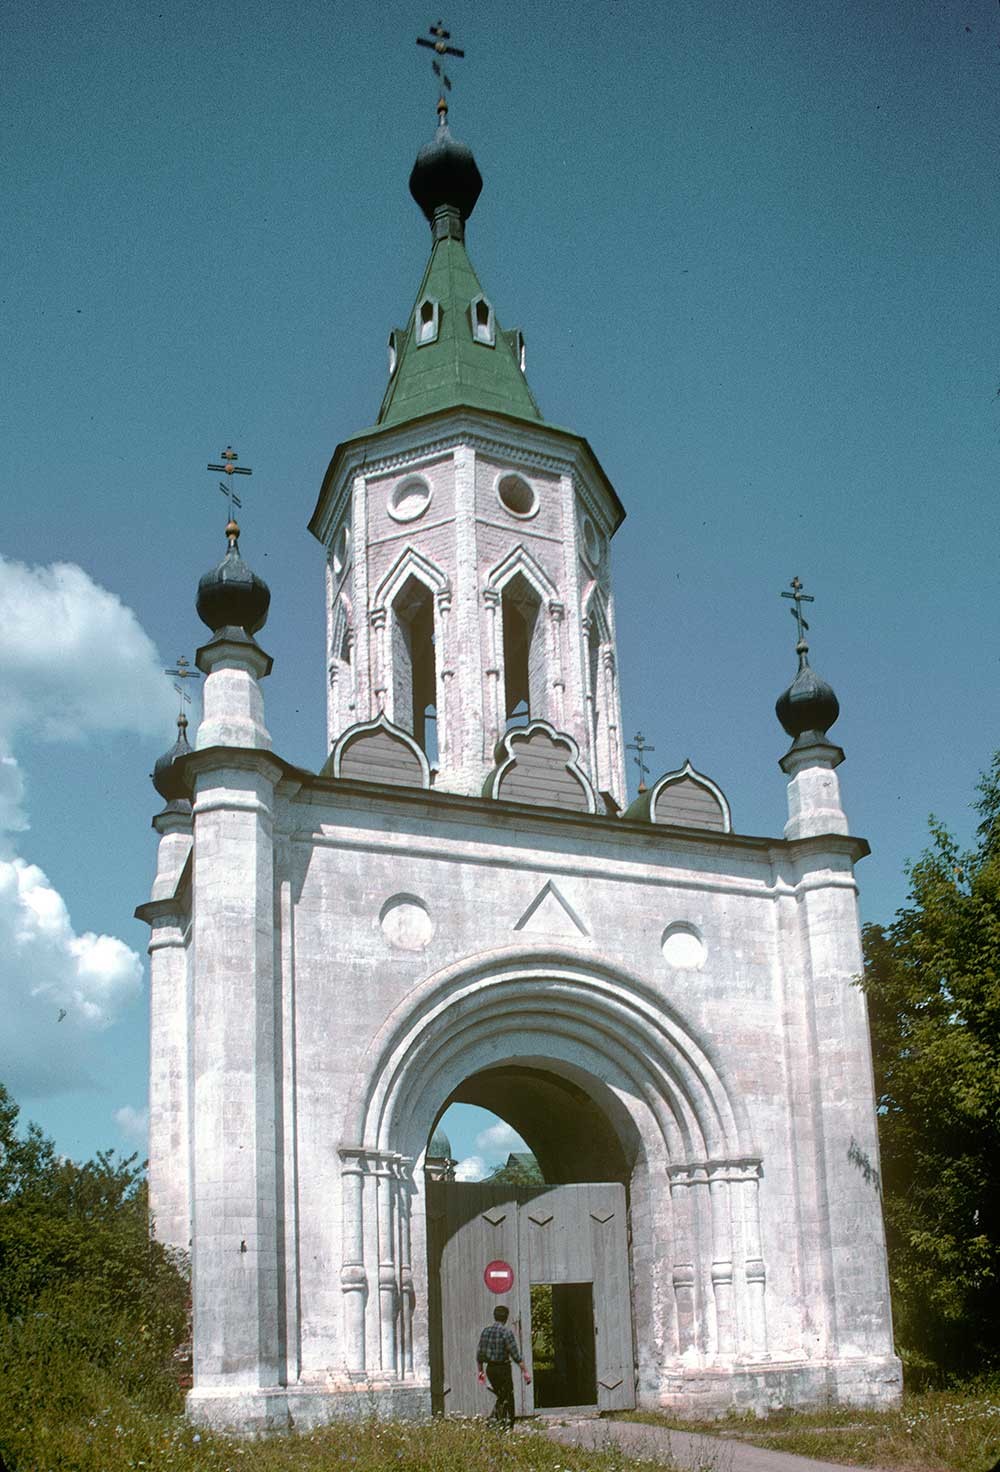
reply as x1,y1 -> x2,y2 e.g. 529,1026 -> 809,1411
0,1407 -> 687,1472
616,1386 -> 1000,1472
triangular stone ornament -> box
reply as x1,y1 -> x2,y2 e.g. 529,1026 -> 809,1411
527,1211 -> 553,1226
514,879 -> 588,938
482,1209 -> 507,1226
590,1209 -> 615,1224
599,1376 -> 623,1391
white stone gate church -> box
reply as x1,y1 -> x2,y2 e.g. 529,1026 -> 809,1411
138,101 -> 901,1430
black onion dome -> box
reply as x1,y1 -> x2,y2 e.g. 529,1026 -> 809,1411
409,120 -> 483,223
196,523 -> 270,636
776,653 -> 840,742
152,714 -> 192,802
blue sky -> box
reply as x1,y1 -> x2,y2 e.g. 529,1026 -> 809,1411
3,0 -> 999,1172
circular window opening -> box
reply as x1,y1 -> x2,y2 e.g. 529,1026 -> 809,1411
332,524 -> 351,578
389,477 -> 432,523
661,922 -> 707,970
581,515 -> 601,566
497,473 -> 538,519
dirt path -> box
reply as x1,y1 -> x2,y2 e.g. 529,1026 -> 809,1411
540,1414 -> 885,1472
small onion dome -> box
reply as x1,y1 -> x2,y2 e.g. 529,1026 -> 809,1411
776,650 -> 840,743
409,120 -> 483,224
196,520 -> 270,636
151,712 -> 192,802
428,1127 -> 452,1160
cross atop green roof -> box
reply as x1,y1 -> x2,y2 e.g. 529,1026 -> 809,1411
376,215 -> 544,430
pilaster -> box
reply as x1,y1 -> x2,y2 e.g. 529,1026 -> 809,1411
787,839 -> 896,1364
140,805 -> 194,1256
188,742 -> 285,1395
143,898 -> 192,1255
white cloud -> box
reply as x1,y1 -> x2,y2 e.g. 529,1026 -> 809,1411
0,556 -> 174,751
0,755 -> 28,833
474,1120 -> 526,1156
0,855 -> 143,1093
454,1155 -> 488,1182
0,557 -> 170,1097
114,1104 -> 149,1149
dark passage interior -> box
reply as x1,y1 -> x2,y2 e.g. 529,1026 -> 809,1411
530,1281 -> 597,1408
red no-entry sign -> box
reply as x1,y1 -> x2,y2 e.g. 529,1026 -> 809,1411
484,1259 -> 515,1294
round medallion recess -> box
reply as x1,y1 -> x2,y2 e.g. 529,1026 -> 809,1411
332,524 -> 351,578
380,894 -> 434,950
661,923 -> 707,969
497,473 -> 538,519
389,476 -> 432,522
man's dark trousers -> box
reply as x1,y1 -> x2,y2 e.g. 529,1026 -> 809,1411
486,1361 -> 515,1425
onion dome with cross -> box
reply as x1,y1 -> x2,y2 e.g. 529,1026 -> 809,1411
775,577 -> 840,745
409,21 -> 482,227
151,711 -> 193,804
196,447 -> 271,637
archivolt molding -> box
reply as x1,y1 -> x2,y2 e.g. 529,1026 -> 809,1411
337,949 -> 769,1376
485,542 -> 560,604
371,545 -> 450,615
582,582 -> 611,641
342,947 -> 751,1167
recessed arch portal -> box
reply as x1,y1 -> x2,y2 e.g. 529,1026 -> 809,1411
338,951 -> 768,1388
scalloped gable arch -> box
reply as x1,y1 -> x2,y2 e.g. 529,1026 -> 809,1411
650,760 -> 732,832
341,947 -> 752,1165
331,711 -> 431,786
486,719 -> 598,814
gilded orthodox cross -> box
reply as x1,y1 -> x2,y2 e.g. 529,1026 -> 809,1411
416,20 -> 465,109
207,445 -> 252,521
781,575 -> 814,647
166,655 -> 201,714
627,731 -> 655,793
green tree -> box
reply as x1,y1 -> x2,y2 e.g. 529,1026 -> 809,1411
486,1152 -> 545,1187
0,1081 -> 190,1460
861,755 -> 1000,1382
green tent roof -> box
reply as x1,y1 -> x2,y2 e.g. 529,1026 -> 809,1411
376,228 -> 544,429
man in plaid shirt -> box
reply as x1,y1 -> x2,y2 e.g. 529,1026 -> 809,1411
476,1305 -> 531,1425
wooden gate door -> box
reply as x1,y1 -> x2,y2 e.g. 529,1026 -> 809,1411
521,1183 -> 633,1412
428,1180 -> 634,1417
427,1180 -> 527,1419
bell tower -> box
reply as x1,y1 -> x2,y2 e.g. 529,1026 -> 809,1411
309,103 -> 628,806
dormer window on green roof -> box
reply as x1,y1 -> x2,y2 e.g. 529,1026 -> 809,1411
471,294 -> 495,347
416,297 -> 439,346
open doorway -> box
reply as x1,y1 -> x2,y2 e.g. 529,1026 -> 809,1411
530,1281 -> 597,1409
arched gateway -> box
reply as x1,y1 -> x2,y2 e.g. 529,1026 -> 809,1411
138,99 -> 901,1432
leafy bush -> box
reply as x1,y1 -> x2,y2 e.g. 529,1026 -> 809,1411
0,1083 -> 189,1468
